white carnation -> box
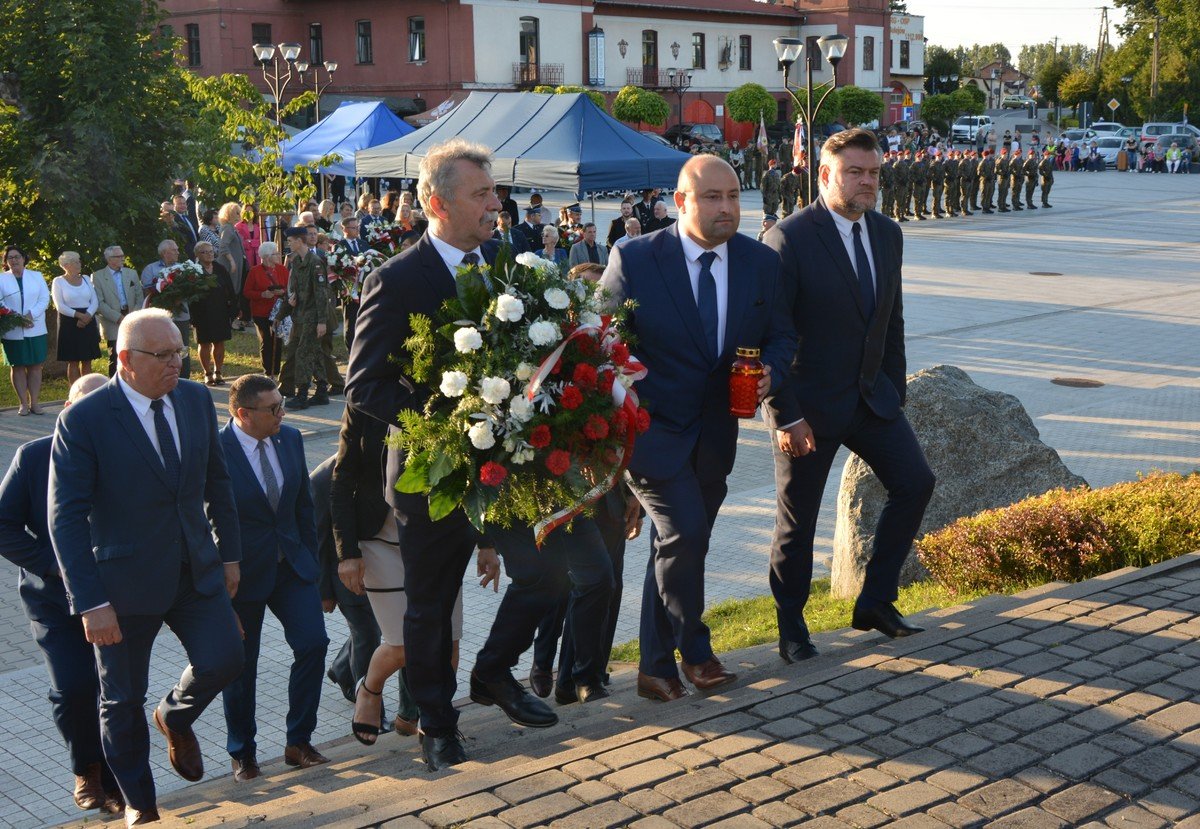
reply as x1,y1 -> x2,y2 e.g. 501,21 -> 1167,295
544,287 -> 570,309
515,251 -> 541,268
528,320 -> 560,347
510,447 -> 535,465
494,293 -> 525,323
479,376 -> 511,405
454,327 -> 483,353
467,421 -> 496,450
514,362 -> 535,381
579,311 -> 602,328
508,394 -> 534,422
440,371 -> 469,397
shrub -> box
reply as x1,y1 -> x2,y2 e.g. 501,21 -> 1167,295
917,472 -> 1200,593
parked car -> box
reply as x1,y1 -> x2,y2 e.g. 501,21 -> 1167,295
1140,121 -> 1200,149
1061,128 -> 1098,144
1153,134 -> 1199,163
639,130 -> 673,148
1115,126 -> 1140,140
1092,136 -> 1125,167
1001,95 -> 1036,109
663,122 -> 723,149
951,115 -> 993,144
1090,121 -> 1125,134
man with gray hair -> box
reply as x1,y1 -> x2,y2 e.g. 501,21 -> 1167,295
92,247 -> 143,377
140,240 -> 193,380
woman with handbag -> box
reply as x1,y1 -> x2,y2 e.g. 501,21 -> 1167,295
1,245 -> 50,415
243,241 -> 288,377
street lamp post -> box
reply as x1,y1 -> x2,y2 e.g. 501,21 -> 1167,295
296,59 -> 339,122
772,33 -> 848,199
665,67 -> 694,130
252,41 -> 303,125
1120,75 -> 1133,118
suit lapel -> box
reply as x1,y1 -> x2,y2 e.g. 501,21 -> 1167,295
271,431 -> 293,511
813,199 -> 869,321
169,387 -> 193,489
108,382 -> 173,490
864,211 -> 890,303
221,423 -> 272,512
654,226 -> 711,360
720,235 -> 753,364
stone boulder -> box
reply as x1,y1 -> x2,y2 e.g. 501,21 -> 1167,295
831,364 -> 1087,599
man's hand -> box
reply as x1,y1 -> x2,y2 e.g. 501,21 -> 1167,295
322,599 -> 337,613
757,364 -> 773,403
224,562 -> 241,599
777,420 -> 816,458
82,606 -> 122,646
317,323 -> 327,338
623,496 -> 643,540
477,547 -> 501,592
338,558 -> 366,595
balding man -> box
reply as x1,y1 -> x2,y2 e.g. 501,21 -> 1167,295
599,155 -> 795,701
50,308 -> 244,826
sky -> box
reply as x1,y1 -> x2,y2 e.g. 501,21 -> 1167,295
907,0 -> 1126,62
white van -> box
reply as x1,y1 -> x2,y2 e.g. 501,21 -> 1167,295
951,115 -> 992,144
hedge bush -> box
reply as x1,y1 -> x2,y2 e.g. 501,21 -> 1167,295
917,472 -> 1200,593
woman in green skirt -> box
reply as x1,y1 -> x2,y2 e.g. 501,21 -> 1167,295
1,245 -> 50,415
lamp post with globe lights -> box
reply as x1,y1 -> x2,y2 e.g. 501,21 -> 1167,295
665,67 -> 694,130
252,41 -> 304,125
295,59 -> 339,122
772,33 -> 848,199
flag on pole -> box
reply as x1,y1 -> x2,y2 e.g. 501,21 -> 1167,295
792,120 -> 805,168
757,112 -> 769,154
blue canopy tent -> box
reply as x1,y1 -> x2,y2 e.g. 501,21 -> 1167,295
280,101 -> 414,177
354,92 -> 690,197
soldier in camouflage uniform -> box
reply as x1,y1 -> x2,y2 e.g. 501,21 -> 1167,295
283,226 -> 329,411
979,149 -> 997,213
996,148 -> 1012,213
760,159 -> 782,216
958,151 -> 975,216
944,150 -> 961,218
892,150 -> 911,222
929,151 -> 946,217
1009,148 -> 1025,211
964,150 -> 981,212
879,152 -> 894,217
779,164 -> 804,218
1023,150 -> 1040,209
910,149 -> 930,220
1039,148 -> 1055,208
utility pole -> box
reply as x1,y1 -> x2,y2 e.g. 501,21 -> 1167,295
1151,16 -> 1161,120
1094,7 -> 1109,74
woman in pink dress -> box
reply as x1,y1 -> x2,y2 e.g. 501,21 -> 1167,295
236,203 -> 262,268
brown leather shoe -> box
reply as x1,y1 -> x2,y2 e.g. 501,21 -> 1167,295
74,762 -> 106,810
102,789 -> 125,815
125,805 -> 161,826
231,756 -> 261,781
681,657 -> 737,691
284,742 -> 330,768
528,666 -> 553,698
393,715 -> 419,737
636,672 -> 690,702
152,708 -> 203,782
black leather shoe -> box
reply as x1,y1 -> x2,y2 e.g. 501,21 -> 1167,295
852,602 -> 924,638
779,638 -> 818,663
419,730 -> 468,771
470,670 -> 558,728
528,666 -> 552,699
554,682 -> 610,704
327,668 -> 354,703
231,756 -> 261,781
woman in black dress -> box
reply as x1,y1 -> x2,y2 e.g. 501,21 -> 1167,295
50,250 -> 101,384
191,240 -> 235,386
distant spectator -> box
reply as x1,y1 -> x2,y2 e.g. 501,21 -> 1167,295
51,251 -> 101,385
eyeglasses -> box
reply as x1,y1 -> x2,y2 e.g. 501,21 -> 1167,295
246,402 -> 284,416
131,347 -> 187,362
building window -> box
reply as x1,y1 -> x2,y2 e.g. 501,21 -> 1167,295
739,35 -> 751,70
409,17 -> 425,62
899,40 -> 910,69
692,33 -> 705,69
185,24 -> 201,66
158,24 -> 174,39
251,23 -> 271,64
806,36 -> 824,71
519,17 -> 538,65
863,35 -> 874,71
642,30 -> 657,69
356,20 -> 373,64
309,24 -> 323,64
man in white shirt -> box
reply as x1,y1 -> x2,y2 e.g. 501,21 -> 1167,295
93,246 -> 144,377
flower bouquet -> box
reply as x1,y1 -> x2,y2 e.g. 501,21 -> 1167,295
146,260 -> 216,313
362,220 -> 405,256
392,249 -> 648,544
326,247 -> 360,301
0,302 -> 28,336
557,225 -> 583,250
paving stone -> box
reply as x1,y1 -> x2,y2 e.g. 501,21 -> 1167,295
866,781 -> 950,817
604,759 -> 685,792
1064,703 -> 1136,733
751,801 -> 807,828
878,747 -> 955,780
621,789 -> 675,815
658,730 -> 707,750
835,803 -> 893,828
785,778 -> 872,816
751,695 -> 812,721
1121,745 -> 1196,784
1169,729 -> 1200,757
945,696 -> 1014,724
876,695 -> 945,724
927,801 -> 987,828
563,758 -> 610,781
498,792 -> 583,828
1093,768 -> 1151,797
1010,768 -> 1068,795
804,684 -> 845,702
1112,690 -> 1174,715
926,768 -> 989,796
1117,719 -> 1176,745
1016,722 -> 1090,754
495,770 -> 576,805
1140,785 -> 1200,822
1113,660 -> 1177,686
568,780 -> 619,805
1061,679 -> 1135,706
730,776 -> 791,805
1092,731 -> 1145,757
923,663 -> 972,681
966,744 -> 1043,777
670,748 -> 720,770
861,734 -> 913,758
831,744 -> 881,770
995,640 -> 1044,657
655,767 -> 740,803
720,753 -> 781,780
821,723 -> 868,745
959,780 -> 1040,818
891,715 -> 966,746
762,734 -> 838,765
773,755 -> 853,789
699,730 -> 775,760
596,740 -> 673,770
550,800 -> 640,829
828,670 -> 888,692
825,690 -> 892,717
888,816 -> 957,829
459,819 -> 513,829
420,792 -> 507,826
662,791 -> 749,827
1098,804 -> 1169,828
851,714 -> 894,735
1012,674 -> 1077,698
849,767 -> 903,793
799,707 -> 848,727
706,814 -> 775,829
788,817 -> 845,829
934,732 -> 994,759
1148,701 -> 1200,733
760,717 -> 816,740
985,807 -> 1070,828
876,673 -> 945,697
695,713 -> 767,739
628,817 -> 679,829
381,818 -> 432,828
1043,743 -> 1120,780
998,703 -> 1068,732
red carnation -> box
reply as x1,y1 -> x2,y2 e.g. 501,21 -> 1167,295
479,461 -> 508,487
572,363 -> 598,390
560,384 -> 583,410
574,334 -> 599,357
529,424 -> 552,448
545,449 -> 571,476
598,369 -> 615,395
635,407 -> 651,434
610,343 -> 630,366
583,414 -> 610,440
610,407 -> 630,435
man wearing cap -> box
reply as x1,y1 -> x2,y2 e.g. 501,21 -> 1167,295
760,159 -> 782,216
996,147 -> 1012,212
909,150 -> 929,221
944,150 -> 960,218
757,214 -> 778,242
1009,148 -> 1025,211
958,150 -> 976,216
929,150 -> 946,217
517,206 -> 543,251
1039,148 -> 1055,208
978,149 -> 997,214
283,227 -> 328,411
1023,150 -> 1040,209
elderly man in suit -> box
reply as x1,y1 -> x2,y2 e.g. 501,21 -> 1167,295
170,194 -> 198,259
599,155 -> 795,701
92,246 -> 144,377
219,373 -> 329,781
336,216 -> 367,353
762,128 -> 935,662
567,222 -> 608,267
1,373 -> 120,816
49,308 -> 244,827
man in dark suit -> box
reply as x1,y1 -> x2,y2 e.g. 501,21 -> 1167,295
337,216 -> 367,353
495,185 -> 520,232
515,205 -> 543,251
0,373 -> 121,816
219,374 -> 330,781
346,138 -> 552,770
763,128 -> 935,662
170,194 -> 198,260
599,155 -> 795,701
607,201 -> 634,248
50,308 -> 244,826
492,211 -> 529,253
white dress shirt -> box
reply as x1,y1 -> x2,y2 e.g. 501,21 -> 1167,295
428,230 -> 483,275
827,209 -> 876,293
678,231 -> 730,356
109,268 -> 128,308
230,421 -> 285,497
117,376 -> 180,463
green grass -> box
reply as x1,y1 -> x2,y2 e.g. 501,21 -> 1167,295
608,577 -> 999,664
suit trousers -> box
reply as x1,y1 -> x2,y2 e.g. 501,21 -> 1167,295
106,340 -> 118,377
476,518 -> 614,686
629,462 -> 729,678
344,299 -> 360,355
327,573 -> 380,699
770,400 -> 934,646
223,560 -> 329,759
96,565 -> 243,810
20,573 -> 114,783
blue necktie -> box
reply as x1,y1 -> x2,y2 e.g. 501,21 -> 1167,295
852,223 -> 876,319
150,399 -> 181,490
696,250 -> 719,361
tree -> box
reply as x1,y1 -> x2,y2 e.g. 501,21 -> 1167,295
836,85 -> 885,126
954,85 -> 986,112
919,93 -> 958,130
1058,68 -> 1099,107
0,0 -> 194,269
956,43 -> 1012,77
1036,55 -> 1072,105
535,84 -> 606,110
611,85 -> 670,129
725,83 -> 776,125
889,0 -> 909,12
1018,43 -> 1094,79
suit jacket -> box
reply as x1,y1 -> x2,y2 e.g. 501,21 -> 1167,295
91,266 -> 144,341
0,437 -> 57,578
492,227 -> 530,254
0,269 -> 50,340
568,240 -> 609,268
599,224 -> 795,482
515,221 -> 542,250
329,405 -> 390,562
345,233 -> 497,520
607,216 -> 629,248
49,378 -> 241,616
762,197 -> 906,437
219,422 -> 318,603
173,211 -> 198,258
633,201 -> 656,229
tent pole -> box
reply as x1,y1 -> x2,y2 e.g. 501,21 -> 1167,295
590,194 -> 595,224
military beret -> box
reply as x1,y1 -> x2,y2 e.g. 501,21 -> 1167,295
285,226 -> 309,238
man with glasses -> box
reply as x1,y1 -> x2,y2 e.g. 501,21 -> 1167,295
140,239 -> 193,380
219,374 -> 329,781
92,246 -> 143,377
49,308 -> 244,826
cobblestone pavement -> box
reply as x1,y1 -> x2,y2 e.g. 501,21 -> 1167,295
0,168 -> 1194,827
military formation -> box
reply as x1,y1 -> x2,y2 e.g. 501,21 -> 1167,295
880,146 -> 1056,220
